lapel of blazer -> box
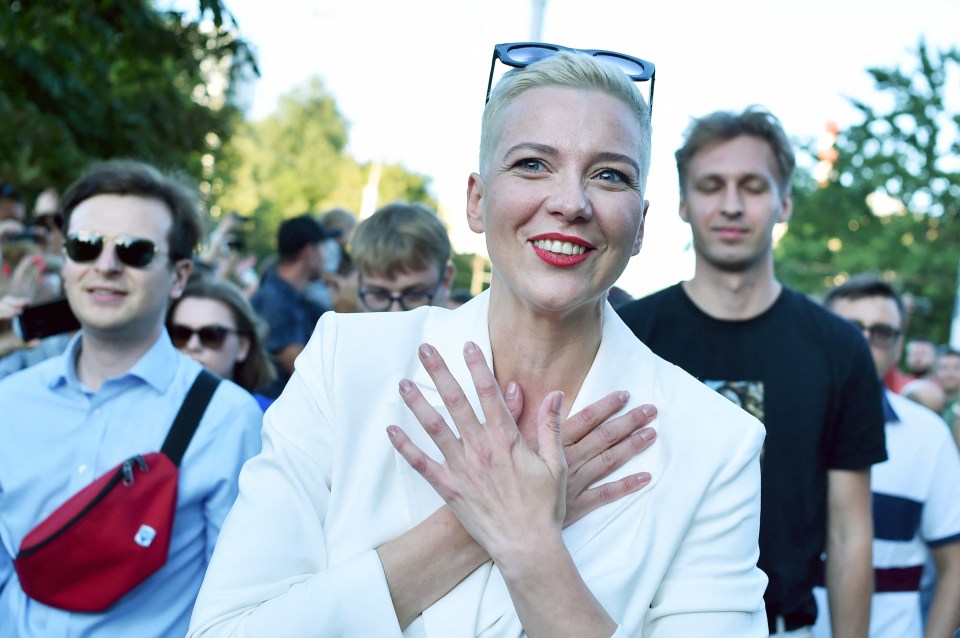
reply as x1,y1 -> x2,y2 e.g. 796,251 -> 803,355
395,296 -> 667,637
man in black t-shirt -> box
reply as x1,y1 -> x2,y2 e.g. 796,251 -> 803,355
617,107 -> 886,638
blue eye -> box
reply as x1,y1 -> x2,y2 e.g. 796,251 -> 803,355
597,169 -> 626,183
517,159 -> 545,171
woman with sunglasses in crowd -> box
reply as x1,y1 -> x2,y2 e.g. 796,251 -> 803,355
190,47 -> 766,637
167,277 -> 276,411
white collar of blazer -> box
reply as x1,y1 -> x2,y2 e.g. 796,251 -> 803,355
392,292 -> 666,637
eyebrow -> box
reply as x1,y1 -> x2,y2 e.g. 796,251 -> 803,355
502,144 -> 640,174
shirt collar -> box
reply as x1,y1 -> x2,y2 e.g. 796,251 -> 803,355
52,329 -> 181,393
882,389 -> 901,424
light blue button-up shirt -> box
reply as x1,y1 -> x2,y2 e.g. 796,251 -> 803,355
0,330 -> 263,637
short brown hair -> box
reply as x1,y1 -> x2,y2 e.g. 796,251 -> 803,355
675,106 -> 795,196
351,202 -> 451,279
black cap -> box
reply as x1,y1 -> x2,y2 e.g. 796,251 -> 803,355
278,214 -> 341,258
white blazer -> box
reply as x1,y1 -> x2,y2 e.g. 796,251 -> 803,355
189,292 -> 768,637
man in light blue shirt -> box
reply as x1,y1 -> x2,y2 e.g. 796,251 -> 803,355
0,160 -> 263,637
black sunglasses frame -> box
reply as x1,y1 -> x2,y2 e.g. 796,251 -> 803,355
485,41 -> 656,113
849,319 -> 903,348
357,274 -> 444,312
64,231 -> 165,269
169,324 -> 239,350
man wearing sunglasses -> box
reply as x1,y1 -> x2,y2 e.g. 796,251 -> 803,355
351,202 -> 455,313
819,276 -> 960,638
0,160 -> 263,638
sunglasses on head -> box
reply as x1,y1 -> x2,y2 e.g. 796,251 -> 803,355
486,41 -> 656,113
65,231 -> 165,268
169,324 -> 238,350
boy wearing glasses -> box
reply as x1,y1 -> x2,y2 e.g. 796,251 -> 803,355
819,276 -> 960,638
0,160 -> 262,637
617,107 -> 887,637
351,202 -> 455,313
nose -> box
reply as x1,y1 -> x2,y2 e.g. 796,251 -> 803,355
94,239 -> 122,274
547,175 -> 592,222
184,332 -> 204,351
720,185 -> 744,217
386,297 -> 404,312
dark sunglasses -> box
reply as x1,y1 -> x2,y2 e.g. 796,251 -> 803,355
486,41 -> 656,113
169,324 -> 238,350
848,319 -> 902,348
65,231 -> 165,268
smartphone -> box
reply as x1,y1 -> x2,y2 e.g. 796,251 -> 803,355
12,297 -> 81,341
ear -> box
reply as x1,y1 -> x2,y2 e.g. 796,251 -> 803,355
778,190 -> 793,224
678,193 -> 690,224
236,335 -> 251,363
632,200 -> 650,256
170,259 -> 192,300
466,173 -> 485,234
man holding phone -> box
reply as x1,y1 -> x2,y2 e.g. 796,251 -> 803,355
0,160 -> 263,637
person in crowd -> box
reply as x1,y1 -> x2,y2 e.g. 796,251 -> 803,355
317,207 -> 359,312
0,183 -> 25,223
901,377 -> 947,415
935,348 -> 960,447
445,288 -> 474,309
616,106 -> 887,637
905,338 -> 938,381
167,278 -> 277,411
188,48 -> 768,637
0,159 -> 263,637
250,214 -> 339,398
352,201 -> 455,313
813,276 -> 960,638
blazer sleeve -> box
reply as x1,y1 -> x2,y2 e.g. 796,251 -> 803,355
187,317 -> 404,638
644,416 -> 769,637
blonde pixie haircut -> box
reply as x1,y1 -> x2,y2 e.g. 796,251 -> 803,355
479,50 -> 653,188
351,202 -> 451,280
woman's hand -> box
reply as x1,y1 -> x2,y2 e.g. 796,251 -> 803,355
504,386 -> 656,526
387,342 -> 567,563
0,295 -> 33,357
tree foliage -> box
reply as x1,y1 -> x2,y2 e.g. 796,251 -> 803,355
0,0 -> 257,198
214,77 -> 436,260
778,39 -> 960,343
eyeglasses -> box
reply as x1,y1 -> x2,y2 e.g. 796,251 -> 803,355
169,324 -> 238,350
486,42 -> 656,113
358,275 -> 442,312
65,231 -> 165,268
848,320 -> 902,348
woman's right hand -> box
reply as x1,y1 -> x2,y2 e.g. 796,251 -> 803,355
504,384 -> 657,526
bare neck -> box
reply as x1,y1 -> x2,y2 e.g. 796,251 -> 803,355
683,254 -> 782,321
276,260 -> 310,292
75,326 -> 162,393
487,286 -> 604,439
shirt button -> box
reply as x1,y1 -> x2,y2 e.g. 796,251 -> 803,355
78,464 -> 89,474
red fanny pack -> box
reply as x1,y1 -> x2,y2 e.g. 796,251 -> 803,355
13,370 -> 219,612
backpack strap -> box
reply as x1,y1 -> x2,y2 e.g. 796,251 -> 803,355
160,369 -> 221,467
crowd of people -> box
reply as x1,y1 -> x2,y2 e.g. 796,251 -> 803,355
0,42 -> 958,638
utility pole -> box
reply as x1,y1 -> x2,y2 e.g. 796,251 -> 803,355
530,0 -> 546,41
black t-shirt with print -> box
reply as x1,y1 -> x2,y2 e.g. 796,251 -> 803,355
617,283 -> 887,623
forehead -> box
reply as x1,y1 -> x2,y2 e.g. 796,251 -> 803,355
68,194 -> 173,243
494,87 -> 644,158
689,135 -> 780,182
363,264 -> 441,291
172,297 -> 236,327
830,295 -> 902,325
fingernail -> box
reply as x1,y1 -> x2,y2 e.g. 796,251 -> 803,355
640,404 -> 657,418
618,391 -> 629,403
418,344 -> 432,359
463,341 -> 478,354
399,379 -> 414,394
506,381 -> 518,400
637,427 -> 655,441
552,392 -> 563,412
386,425 -> 398,441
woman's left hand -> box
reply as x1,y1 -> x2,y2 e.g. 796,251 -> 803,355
387,341 -> 567,563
